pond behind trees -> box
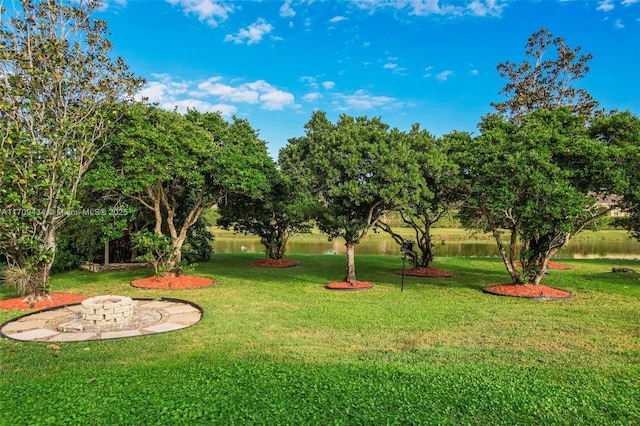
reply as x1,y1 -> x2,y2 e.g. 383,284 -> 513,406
213,233 -> 640,259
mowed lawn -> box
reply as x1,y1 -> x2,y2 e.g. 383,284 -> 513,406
1,254 -> 639,425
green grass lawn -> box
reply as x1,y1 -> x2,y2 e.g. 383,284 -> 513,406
1,254 -> 639,425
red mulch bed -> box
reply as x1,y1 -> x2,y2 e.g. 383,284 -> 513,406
515,261 -> 571,270
131,275 -> 213,289
547,261 -> 571,270
250,259 -> 301,268
395,267 -> 454,277
483,283 -> 572,300
326,281 -> 373,291
0,293 -> 87,311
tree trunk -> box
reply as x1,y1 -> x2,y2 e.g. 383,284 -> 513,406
25,261 -> 53,302
170,236 -> 185,274
492,228 -> 524,284
263,229 -> 288,260
344,242 -> 357,285
523,231 -> 570,284
417,236 -> 434,269
24,229 -> 56,301
416,219 -> 434,269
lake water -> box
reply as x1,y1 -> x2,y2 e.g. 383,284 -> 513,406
213,235 -> 640,259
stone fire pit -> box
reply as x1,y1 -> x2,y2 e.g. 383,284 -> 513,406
81,295 -> 134,326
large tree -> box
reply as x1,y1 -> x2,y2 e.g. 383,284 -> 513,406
280,111 -> 422,285
453,108 -> 625,285
450,28 -> 629,286
87,104 -> 272,272
0,0 -> 141,299
217,167 -> 312,260
376,125 -> 464,270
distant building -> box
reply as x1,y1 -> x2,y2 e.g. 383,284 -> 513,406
595,193 -> 629,217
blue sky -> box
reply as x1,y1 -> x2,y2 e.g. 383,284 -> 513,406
98,0 -> 640,158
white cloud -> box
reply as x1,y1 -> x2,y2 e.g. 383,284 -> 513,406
137,74 -> 296,114
336,89 -> 402,111
383,63 -> 408,74
224,18 -> 273,45
622,0 -> 638,5
280,0 -> 296,17
436,70 -> 454,81
329,15 -> 348,22
470,69 -> 479,76
322,81 -> 336,90
301,76 -> 319,89
165,0 -> 234,27
407,0 -> 463,16
97,0 -> 128,11
303,92 -> 322,102
614,18 -> 624,28
197,79 -> 261,103
355,0 -> 508,17
423,65 -> 434,78
467,0 -> 506,17
171,99 -> 237,115
260,88 -> 296,110
596,0 -> 615,12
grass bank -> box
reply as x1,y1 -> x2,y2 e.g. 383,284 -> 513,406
1,254 -> 639,425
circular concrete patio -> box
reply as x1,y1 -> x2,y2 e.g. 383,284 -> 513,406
0,297 -> 202,342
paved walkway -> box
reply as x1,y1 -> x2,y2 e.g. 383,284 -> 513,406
0,299 -> 202,342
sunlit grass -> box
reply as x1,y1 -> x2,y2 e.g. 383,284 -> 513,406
1,254 -> 639,424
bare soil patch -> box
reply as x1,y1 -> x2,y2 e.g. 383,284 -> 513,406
0,293 -> 87,311
395,267 -> 454,277
250,259 -> 301,268
483,283 -> 572,300
131,275 -> 213,290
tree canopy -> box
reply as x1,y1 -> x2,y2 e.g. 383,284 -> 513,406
377,125 -> 465,270
453,108 -> 626,284
280,111 -> 423,285
0,0 -> 141,297
217,166 -> 312,260
86,103 -> 272,271
492,27 -> 598,123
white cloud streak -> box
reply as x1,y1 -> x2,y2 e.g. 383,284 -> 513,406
137,74 -> 296,114
224,18 -> 273,45
165,0 -> 234,27
355,0 -> 507,18
329,15 -> 348,22
436,70 -> 453,81
335,89 -> 402,111
596,0 -> 615,12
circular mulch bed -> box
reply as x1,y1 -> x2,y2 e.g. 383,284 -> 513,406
250,259 -> 301,268
131,275 -> 213,290
483,283 -> 572,300
326,281 -> 373,291
395,267 -> 454,277
0,293 -> 87,311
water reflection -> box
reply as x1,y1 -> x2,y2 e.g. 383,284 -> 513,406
213,236 -> 640,259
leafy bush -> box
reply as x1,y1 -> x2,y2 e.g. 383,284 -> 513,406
0,263 -> 32,295
132,230 -> 175,277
